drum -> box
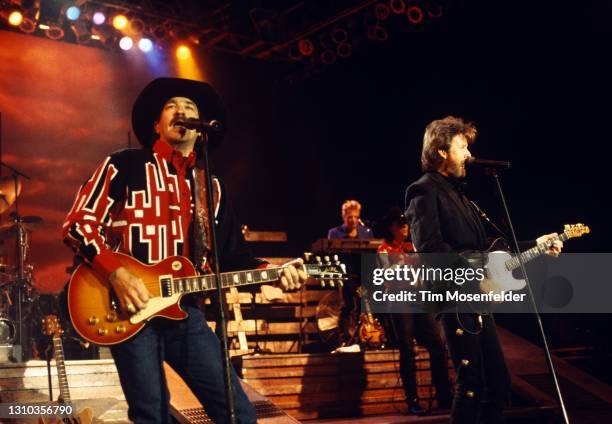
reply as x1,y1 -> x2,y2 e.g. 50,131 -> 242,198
0,315 -> 16,344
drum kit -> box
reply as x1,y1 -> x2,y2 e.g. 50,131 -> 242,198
0,165 -> 41,362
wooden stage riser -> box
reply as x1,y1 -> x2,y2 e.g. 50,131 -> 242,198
241,349 -> 439,366
264,387 -> 438,404
0,360 -> 124,404
247,379 -> 437,396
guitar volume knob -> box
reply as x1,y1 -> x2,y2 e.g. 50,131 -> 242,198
87,316 -> 100,325
115,325 -> 126,334
106,312 -> 117,322
97,327 -> 108,336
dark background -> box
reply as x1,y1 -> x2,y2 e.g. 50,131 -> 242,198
208,1 -> 609,254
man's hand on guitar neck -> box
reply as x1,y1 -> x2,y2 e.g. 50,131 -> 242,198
267,258 -> 307,291
109,267 -> 151,313
536,233 -> 564,257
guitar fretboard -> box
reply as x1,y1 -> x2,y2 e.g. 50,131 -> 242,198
168,267 -> 284,295
505,232 -> 570,271
53,336 -> 71,403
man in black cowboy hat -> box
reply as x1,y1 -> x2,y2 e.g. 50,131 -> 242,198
63,77 -> 306,423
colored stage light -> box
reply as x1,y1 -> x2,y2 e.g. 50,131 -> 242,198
93,12 -> 106,25
176,45 -> 191,60
119,36 -> 133,50
66,6 -> 80,21
8,11 -> 23,26
138,38 -> 153,52
113,15 -> 128,30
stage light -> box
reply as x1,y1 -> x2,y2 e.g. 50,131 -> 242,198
38,24 -> 50,30
390,0 -> 406,15
176,45 -> 191,60
321,49 -> 337,65
298,39 -> 314,57
8,11 -> 23,26
374,3 -> 391,20
113,14 -> 128,30
119,36 -> 133,50
138,38 -> 153,52
93,12 -> 106,25
66,6 -> 80,21
407,6 -> 423,24
130,18 -> 145,34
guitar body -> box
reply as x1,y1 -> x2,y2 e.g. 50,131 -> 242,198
484,250 -> 526,292
358,314 -> 387,349
38,407 -> 94,424
68,253 -> 196,345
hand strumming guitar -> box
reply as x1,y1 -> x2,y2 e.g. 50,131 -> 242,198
109,267 -> 151,313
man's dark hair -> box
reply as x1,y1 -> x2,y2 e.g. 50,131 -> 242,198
421,116 -> 477,172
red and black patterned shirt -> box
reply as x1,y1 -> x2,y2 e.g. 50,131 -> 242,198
63,140 -> 264,280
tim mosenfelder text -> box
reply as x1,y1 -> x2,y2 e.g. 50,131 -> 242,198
369,264 -> 527,303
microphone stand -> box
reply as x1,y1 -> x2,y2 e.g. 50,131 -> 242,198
487,168 -> 570,424
198,130 -> 237,424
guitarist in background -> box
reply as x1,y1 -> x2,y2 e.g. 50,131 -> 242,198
62,77 -> 306,424
377,207 -> 452,414
404,116 -> 562,423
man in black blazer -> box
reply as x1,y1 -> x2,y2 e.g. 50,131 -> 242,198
405,116 -> 562,423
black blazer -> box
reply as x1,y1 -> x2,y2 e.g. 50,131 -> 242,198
405,172 -> 488,254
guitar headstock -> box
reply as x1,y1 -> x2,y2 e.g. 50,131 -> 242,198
564,223 -> 590,239
42,314 -> 63,338
303,253 -> 347,288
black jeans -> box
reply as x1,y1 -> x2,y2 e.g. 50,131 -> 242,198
391,313 -> 452,407
440,312 -> 511,424
110,305 -> 256,424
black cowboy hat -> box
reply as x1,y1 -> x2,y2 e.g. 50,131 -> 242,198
131,77 -> 228,150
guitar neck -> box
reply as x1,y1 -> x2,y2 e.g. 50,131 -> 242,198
167,265 -> 322,296
505,232 -> 570,271
52,335 -> 71,404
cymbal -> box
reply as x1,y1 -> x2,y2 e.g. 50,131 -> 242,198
0,176 -> 22,214
0,216 -> 44,236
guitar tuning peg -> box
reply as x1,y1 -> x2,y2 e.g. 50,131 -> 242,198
333,254 -> 339,262
329,281 -> 335,288
320,280 -> 326,288
338,281 -> 344,287
304,252 -> 313,262
315,255 -> 321,264
324,255 -> 330,263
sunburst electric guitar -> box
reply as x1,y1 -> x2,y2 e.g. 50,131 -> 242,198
67,253 -> 346,345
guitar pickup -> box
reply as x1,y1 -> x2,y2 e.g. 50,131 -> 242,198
160,276 -> 173,297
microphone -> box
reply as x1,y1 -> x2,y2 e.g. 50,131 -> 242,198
466,157 -> 512,169
174,118 -> 223,133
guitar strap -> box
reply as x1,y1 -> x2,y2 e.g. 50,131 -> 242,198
192,167 -> 213,274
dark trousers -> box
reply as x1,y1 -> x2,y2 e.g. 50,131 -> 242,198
440,313 -> 511,424
110,305 -> 256,424
392,313 -> 452,407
